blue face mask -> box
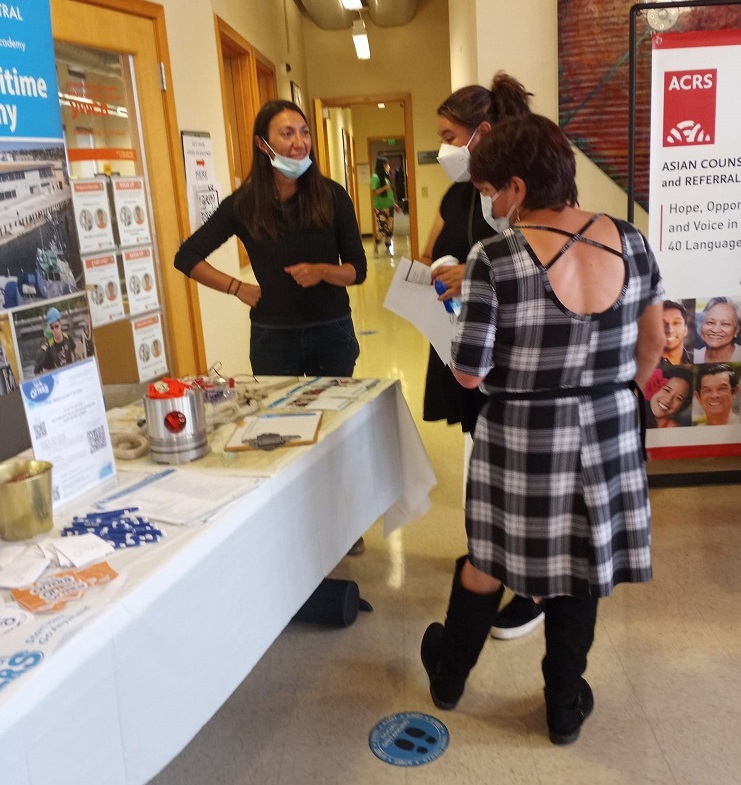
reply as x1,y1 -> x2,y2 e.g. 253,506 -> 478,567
262,139 -> 312,179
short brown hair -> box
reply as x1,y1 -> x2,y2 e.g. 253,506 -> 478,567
469,113 -> 578,211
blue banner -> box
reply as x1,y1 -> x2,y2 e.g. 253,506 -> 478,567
0,0 -> 62,139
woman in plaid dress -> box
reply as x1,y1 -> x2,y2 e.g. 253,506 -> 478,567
421,114 -> 666,745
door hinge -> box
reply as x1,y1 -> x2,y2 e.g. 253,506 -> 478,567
159,62 -> 167,91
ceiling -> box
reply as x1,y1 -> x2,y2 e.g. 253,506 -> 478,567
296,0 -> 420,30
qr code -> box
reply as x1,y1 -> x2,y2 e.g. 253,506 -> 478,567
87,425 -> 107,453
33,422 -> 47,440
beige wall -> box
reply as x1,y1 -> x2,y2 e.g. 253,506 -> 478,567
469,0 -> 647,229
301,0 -> 453,252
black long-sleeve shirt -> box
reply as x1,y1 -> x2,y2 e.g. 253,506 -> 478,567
175,180 -> 366,328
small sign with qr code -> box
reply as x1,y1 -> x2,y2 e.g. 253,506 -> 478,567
20,357 -> 116,509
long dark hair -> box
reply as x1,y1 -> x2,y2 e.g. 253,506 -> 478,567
233,99 -> 334,242
437,71 -> 532,131
374,156 -> 390,183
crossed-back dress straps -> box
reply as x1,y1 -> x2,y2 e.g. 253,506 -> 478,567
517,213 -> 624,267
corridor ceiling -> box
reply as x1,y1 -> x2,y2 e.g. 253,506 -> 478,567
296,0 -> 421,30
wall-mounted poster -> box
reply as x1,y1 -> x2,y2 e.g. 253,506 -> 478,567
122,246 -> 159,315
111,176 -> 151,247
71,179 -> 116,254
10,292 -> 93,381
132,312 -> 167,381
83,252 -> 124,326
181,130 -> 218,231
0,0 -> 84,313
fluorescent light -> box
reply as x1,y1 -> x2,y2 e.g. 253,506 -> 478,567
377,103 -> 385,109
352,19 -> 370,59
341,0 -> 363,9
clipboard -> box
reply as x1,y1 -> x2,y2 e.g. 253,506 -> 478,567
224,410 -> 323,451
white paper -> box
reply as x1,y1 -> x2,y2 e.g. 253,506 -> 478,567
122,246 -> 159,315
96,469 -> 263,525
383,256 -> 456,365
131,313 -> 168,381
20,357 -> 116,509
52,533 -> 115,568
111,176 -> 152,248
71,178 -> 116,253
83,251 -> 125,326
0,546 -> 50,589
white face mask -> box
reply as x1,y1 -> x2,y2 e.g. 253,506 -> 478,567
261,139 -> 313,179
437,129 -> 477,183
480,191 -> 517,233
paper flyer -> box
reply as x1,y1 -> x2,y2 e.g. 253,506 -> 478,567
71,179 -> 116,254
131,313 -> 167,381
122,246 -> 159,315
20,357 -> 116,508
111,176 -> 152,247
83,252 -> 124,326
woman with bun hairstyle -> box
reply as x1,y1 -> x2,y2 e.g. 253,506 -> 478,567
420,73 -> 541,639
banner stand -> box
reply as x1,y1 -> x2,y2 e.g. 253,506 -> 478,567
628,1 -> 741,484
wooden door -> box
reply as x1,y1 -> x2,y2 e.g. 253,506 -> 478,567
51,0 -> 205,379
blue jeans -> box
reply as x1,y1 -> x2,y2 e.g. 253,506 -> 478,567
250,316 -> 360,377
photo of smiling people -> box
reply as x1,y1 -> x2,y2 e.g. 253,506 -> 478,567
692,363 -> 741,427
693,297 -> 741,364
644,365 -> 693,428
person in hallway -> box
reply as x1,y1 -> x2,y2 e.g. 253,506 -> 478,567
660,299 -> 693,366
694,363 -> 740,426
175,99 -> 366,379
693,297 -> 741,363
370,156 -> 397,257
175,99 -> 367,554
34,306 -> 78,374
644,365 -> 692,428
420,71 -> 542,639
421,114 -> 665,744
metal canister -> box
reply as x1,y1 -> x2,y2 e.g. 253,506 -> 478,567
143,387 -> 208,464
0,459 -> 53,541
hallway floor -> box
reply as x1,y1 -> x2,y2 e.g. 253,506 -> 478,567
149,237 -> 741,785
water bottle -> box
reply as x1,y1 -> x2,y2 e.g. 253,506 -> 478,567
430,255 -> 462,317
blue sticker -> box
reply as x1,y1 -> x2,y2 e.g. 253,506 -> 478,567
369,712 -> 449,767
21,374 -> 55,405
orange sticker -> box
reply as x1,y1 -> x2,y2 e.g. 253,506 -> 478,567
11,562 -> 119,614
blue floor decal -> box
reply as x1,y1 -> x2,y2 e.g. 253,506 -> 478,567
369,712 -> 449,766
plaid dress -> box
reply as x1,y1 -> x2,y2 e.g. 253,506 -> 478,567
451,217 -> 664,598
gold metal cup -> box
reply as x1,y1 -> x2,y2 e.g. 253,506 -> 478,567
0,459 -> 53,541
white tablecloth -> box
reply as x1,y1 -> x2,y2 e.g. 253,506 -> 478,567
0,380 -> 435,785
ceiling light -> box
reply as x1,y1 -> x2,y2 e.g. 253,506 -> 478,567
377,103 -> 385,109
352,18 -> 370,60
341,0 -> 364,9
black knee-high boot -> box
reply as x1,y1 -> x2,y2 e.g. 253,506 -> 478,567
421,556 -> 504,710
541,595 -> 599,745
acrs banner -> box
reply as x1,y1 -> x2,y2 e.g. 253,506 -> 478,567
648,29 -> 741,458
649,29 -> 741,298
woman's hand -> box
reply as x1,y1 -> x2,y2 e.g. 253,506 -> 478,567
236,282 -> 261,307
431,263 -> 465,299
285,262 -> 324,288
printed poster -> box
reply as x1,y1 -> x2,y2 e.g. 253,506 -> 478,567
0,0 -> 83,313
131,313 -> 167,381
20,357 -> 115,508
647,29 -> 741,457
122,246 -> 159,315
83,252 -> 124,326
181,130 -> 217,230
71,179 -> 115,253
111,176 -> 151,248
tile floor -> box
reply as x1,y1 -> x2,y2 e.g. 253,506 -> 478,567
149,235 -> 741,785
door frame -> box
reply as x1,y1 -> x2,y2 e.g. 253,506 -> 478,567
51,0 -> 206,377
313,92 -> 418,260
